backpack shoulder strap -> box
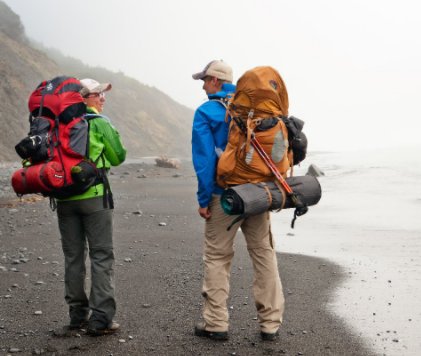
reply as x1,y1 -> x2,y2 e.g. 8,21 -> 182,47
84,113 -> 102,121
84,113 -> 113,126
209,96 -> 233,123
209,98 -> 229,110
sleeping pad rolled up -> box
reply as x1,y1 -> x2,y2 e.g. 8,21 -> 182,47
220,175 -> 322,216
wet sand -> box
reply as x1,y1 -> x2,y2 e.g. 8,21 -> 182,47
272,153 -> 421,356
0,162 -> 379,355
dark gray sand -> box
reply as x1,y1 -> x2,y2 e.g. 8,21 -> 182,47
0,163 -> 377,355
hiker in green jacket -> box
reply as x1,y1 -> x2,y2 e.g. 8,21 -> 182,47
56,78 -> 126,336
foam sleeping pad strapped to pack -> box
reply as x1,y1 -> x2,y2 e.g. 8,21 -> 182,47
220,175 -> 322,216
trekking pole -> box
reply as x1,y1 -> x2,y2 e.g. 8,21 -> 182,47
232,116 -> 308,228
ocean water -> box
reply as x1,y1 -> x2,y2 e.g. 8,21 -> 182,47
272,146 -> 421,355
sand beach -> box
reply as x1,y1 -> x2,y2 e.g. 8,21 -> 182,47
0,147 -> 419,355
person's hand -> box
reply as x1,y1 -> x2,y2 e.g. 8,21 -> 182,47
198,206 -> 211,220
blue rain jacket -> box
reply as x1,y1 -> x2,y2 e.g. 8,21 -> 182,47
192,83 -> 236,208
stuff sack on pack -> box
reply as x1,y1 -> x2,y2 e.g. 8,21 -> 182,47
11,76 -> 99,199
217,66 -> 307,187
281,115 -> 307,166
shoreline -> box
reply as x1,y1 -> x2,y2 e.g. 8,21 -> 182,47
0,162 -> 378,355
272,149 -> 421,356
273,215 -> 420,356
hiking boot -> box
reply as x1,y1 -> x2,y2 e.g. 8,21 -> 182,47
87,321 -> 120,336
69,319 -> 88,330
261,330 -> 279,341
194,322 -> 228,341
52,319 -> 88,337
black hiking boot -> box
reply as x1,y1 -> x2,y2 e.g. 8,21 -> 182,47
52,319 -> 88,337
261,330 -> 279,341
69,318 -> 88,330
194,322 -> 228,341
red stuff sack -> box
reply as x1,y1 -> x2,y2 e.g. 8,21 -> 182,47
11,161 -> 65,195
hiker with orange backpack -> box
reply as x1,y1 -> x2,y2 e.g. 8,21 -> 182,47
56,78 -> 126,336
191,61 -> 284,341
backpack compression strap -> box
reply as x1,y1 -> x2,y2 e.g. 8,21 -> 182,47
99,154 -> 114,209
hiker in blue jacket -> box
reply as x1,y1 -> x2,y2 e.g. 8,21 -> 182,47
192,60 -> 285,342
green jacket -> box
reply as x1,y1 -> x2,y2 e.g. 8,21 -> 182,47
63,107 -> 127,201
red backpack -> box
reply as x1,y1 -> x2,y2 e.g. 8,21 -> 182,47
11,76 -> 99,199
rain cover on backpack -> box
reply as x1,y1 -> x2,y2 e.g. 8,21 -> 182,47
217,66 -> 292,187
11,76 -> 99,199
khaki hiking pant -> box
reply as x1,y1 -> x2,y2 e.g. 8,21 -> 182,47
202,195 -> 284,333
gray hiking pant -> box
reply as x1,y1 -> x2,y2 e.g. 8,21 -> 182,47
57,196 -> 116,327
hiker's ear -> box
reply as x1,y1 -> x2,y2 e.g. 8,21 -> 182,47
213,77 -> 223,89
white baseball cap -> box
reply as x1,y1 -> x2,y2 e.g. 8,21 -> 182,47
192,60 -> 233,82
80,78 -> 112,97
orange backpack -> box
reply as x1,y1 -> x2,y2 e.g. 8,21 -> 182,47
217,66 -> 291,187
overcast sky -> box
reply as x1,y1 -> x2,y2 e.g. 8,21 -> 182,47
3,0 -> 421,151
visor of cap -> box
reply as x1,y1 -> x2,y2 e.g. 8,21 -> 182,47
192,61 -> 215,80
